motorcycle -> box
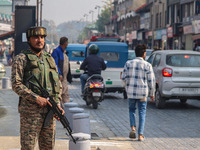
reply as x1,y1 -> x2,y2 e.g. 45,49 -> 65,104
82,74 -> 105,109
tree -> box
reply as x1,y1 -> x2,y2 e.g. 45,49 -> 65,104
96,0 -> 112,33
42,19 -> 59,45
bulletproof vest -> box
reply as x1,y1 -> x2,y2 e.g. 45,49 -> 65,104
23,50 -> 60,102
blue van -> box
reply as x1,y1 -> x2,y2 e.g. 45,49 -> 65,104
86,42 -> 128,97
65,44 -> 86,78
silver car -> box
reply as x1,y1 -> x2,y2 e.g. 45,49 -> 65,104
147,50 -> 200,108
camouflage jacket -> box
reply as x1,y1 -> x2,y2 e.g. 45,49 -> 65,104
11,49 -> 62,113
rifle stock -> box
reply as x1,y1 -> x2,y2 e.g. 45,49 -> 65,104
26,75 -> 77,144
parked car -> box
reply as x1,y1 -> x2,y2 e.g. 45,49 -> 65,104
147,50 -> 200,108
65,44 -> 86,78
0,63 -> 6,79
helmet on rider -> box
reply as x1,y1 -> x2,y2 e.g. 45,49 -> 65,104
89,44 -> 99,54
26,26 -> 47,41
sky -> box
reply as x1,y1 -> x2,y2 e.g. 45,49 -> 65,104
29,0 -> 104,25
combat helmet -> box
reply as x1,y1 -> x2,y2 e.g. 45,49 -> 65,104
89,44 -> 99,54
26,26 -> 47,41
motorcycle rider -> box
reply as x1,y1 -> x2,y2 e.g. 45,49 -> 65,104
80,44 -> 106,94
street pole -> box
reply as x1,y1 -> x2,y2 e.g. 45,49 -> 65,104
95,5 -> 101,17
36,0 -> 39,26
89,10 -> 94,23
151,0 -> 155,49
124,2 -> 127,43
40,0 -> 43,26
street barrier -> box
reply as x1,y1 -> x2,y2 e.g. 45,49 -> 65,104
68,107 -> 84,129
69,133 -> 91,150
64,102 -> 79,121
2,77 -> 10,89
73,113 -> 90,135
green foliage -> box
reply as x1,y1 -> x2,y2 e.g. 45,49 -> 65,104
95,0 -> 112,33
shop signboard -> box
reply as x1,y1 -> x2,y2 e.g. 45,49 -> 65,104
167,27 -> 173,38
132,31 -> 137,39
183,25 -> 193,34
156,30 -> 162,40
192,20 -> 200,34
137,32 -> 142,40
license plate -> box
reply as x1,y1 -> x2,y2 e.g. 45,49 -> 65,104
179,88 -> 199,93
106,81 -> 112,85
92,92 -> 101,97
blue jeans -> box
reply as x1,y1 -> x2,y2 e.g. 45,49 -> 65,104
128,98 -> 147,135
80,74 -> 89,93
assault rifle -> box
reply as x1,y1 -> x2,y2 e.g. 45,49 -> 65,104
26,74 -> 76,143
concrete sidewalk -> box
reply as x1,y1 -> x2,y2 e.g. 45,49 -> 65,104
0,136 -> 135,150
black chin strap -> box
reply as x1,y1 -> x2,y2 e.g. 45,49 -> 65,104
28,42 -> 46,53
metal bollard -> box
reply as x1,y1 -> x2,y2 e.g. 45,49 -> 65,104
64,102 -> 78,121
2,77 -> 10,89
73,113 -> 90,135
69,133 -> 91,150
69,107 -> 84,129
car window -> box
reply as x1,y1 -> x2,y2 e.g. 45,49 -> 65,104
147,54 -> 154,64
146,50 -> 152,56
128,51 -> 136,60
100,52 -> 119,61
72,51 -> 85,57
166,54 -> 200,67
152,54 -> 161,67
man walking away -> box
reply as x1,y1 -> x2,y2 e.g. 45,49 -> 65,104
52,37 -> 71,105
122,44 -> 155,141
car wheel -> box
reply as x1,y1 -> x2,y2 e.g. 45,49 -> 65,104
123,90 -> 127,99
180,99 -> 187,103
155,88 -> 165,109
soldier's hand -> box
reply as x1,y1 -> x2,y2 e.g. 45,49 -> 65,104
59,75 -> 63,81
150,96 -> 155,102
36,96 -> 49,107
54,105 -> 65,121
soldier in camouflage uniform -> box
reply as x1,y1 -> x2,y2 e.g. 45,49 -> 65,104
11,26 -> 64,150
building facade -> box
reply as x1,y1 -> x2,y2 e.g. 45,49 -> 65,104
108,0 -> 200,50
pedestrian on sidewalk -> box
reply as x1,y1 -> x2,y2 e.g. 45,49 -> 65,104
122,44 -> 155,141
11,26 -> 64,150
52,37 -> 72,105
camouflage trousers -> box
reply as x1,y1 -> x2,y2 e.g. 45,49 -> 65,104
20,112 -> 56,150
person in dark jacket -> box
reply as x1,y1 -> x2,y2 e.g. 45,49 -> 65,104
80,44 -> 106,93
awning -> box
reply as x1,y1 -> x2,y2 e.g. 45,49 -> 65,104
0,30 -> 14,40
192,34 -> 200,40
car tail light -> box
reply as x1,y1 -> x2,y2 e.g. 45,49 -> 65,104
162,68 -> 172,77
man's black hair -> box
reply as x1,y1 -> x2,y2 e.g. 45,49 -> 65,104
60,37 -> 68,45
135,44 -> 147,57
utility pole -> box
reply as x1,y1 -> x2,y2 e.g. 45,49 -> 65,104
36,0 -> 39,26
84,14 -> 88,23
40,0 -> 43,26
151,0 -> 155,49
124,1 -> 127,43
95,5 -> 101,17
89,10 -> 94,23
